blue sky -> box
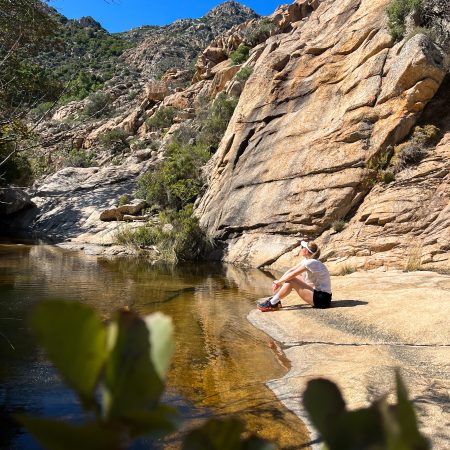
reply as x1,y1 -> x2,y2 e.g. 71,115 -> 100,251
50,0 -> 284,33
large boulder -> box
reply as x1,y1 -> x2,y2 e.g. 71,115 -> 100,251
0,186 -> 34,216
196,0 -> 448,271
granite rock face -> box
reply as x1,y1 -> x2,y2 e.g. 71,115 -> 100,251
248,270 -> 450,450
196,0 -> 449,271
16,159 -> 154,252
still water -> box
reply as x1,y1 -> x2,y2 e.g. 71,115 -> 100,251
0,244 -> 309,449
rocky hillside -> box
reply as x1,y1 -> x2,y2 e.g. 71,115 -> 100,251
5,0 -> 450,273
196,0 -> 450,273
120,2 -> 259,79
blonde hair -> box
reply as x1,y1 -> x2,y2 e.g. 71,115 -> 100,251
306,241 -> 320,259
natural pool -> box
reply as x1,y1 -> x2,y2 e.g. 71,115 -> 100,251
0,243 -> 309,449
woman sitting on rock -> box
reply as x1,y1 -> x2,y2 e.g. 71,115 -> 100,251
257,241 -> 332,311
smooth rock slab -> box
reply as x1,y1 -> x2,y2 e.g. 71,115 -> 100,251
248,271 -> 450,449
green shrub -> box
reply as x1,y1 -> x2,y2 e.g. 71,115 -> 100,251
0,143 -> 32,186
83,92 -> 111,118
235,66 -> 253,81
30,101 -> 55,119
146,106 -> 175,131
387,0 -> 423,41
116,205 -> 210,262
331,220 -> 346,232
99,128 -> 129,148
138,142 -> 210,211
380,169 -> 395,183
230,44 -> 250,65
243,18 -> 276,47
65,148 -> 94,168
118,194 -> 129,206
197,93 -> 238,150
60,71 -> 103,103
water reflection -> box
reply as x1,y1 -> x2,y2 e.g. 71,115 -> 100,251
0,244 -> 308,449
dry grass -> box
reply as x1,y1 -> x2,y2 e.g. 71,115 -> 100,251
404,246 -> 423,272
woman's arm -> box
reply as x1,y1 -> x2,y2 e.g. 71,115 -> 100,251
273,263 -> 307,291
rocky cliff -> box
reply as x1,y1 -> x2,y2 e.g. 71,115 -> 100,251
196,0 -> 450,272
7,0 -> 449,272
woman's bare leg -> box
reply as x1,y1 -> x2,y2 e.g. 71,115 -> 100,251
276,277 -> 314,306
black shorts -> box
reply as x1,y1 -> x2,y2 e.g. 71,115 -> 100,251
313,290 -> 332,309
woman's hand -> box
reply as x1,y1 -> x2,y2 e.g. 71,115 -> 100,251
272,280 -> 281,292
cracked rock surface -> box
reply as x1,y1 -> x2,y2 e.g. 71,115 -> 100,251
197,0 -> 449,272
248,270 -> 450,449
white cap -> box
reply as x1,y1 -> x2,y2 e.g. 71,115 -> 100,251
300,240 -> 314,254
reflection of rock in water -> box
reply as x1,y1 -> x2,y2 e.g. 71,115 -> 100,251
162,269 -> 309,448
1,246 -> 309,448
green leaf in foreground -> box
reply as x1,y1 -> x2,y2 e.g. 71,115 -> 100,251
145,312 -> 175,380
303,378 -> 346,444
182,418 -> 276,450
103,310 -> 175,436
383,370 -> 430,450
30,300 -> 107,409
17,417 -> 123,450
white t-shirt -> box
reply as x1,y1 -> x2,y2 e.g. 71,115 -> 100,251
301,258 -> 332,294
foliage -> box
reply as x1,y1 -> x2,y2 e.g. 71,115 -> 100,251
303,371 -> 430,450
235,66 -> 253,81
35,14 -> 133,97
379,169 -> 395,183
117,205 -> 210,262
405,246 -> 423,271
0,142 -> 32,186
197,93 -> 239,151
146,107 -> 175,131
337,264 -> 357,276
391,124 -> 440,172
118,195 -> 129,206
30,101 -> 56,120
83,92 -> 112,118
19,301 -> 274,449
19,301 -> 177,449
138,142 -> 209,211
0,58 -> 63,108
242,18 -> 277,47
0,0 -> 58,53
99,129 -> 129,149
230,44 -> 250,65
60,71 -> 104,103
65,148 -> 94,168
387,0 -> 423,40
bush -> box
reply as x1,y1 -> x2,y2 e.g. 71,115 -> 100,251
230,44 -> 250,65
146,106 -> 175,131
243,18 -> 276,47
0,143 -> 32,186
386,0 -> 422,41
118,194 -> 129,206
235,66 -> 253,81
137,142 -> 210,211
116,205 -> 210,262
65,148 -> 94,168
197,93 -> 238,150
392,124 -> 439,172
331,220 -> 346,232
30,101 -> 55,119
83,91 -> 111,118
99,128 -> 129,148
380,169 -> 395,183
